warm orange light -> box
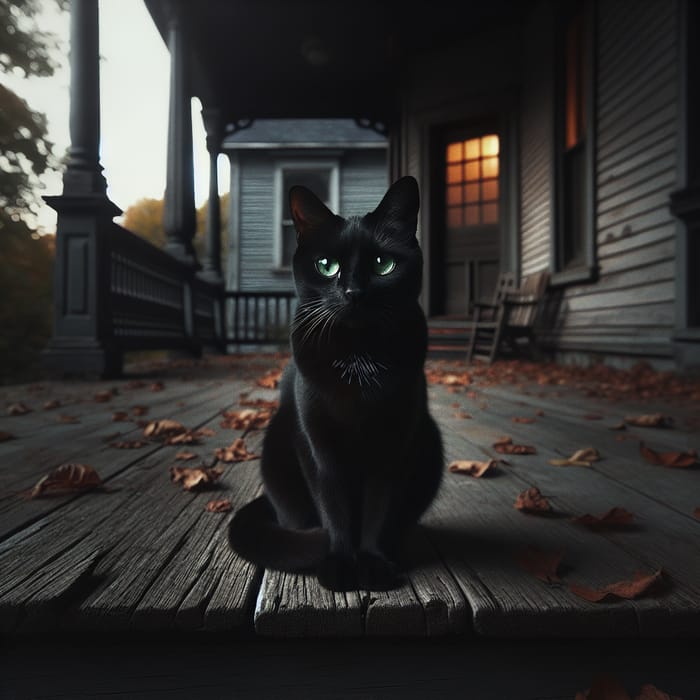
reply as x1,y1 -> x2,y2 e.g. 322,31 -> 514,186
446,164 -> 462,184
464,138 -> 480,160
482,157 -> 499,179
447,185 -> 463,206
482,203 -> 498,224
465,205 -> 480,226
482,180 -> 499,200
447,207 -> 462,227
465,183 -> 479,203
446,142 -> 463,163
465,161 -> 480,181
481,135 -> 499,157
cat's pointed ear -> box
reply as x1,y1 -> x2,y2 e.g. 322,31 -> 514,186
372,176 -> 420,240
289,186 -> 337,241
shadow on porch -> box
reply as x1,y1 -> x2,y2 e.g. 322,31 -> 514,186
1,354 -> 698,697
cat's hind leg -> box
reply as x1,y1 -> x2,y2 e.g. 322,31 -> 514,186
260,404 -> 318,530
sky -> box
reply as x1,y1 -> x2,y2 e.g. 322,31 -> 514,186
6,0 -> 228,232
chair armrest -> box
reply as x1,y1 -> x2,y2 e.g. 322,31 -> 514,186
503,293 -> 539,306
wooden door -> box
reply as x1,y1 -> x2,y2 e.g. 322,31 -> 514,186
442,129 -> 501,316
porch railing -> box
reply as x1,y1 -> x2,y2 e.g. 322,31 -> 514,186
225,291 -> 297,345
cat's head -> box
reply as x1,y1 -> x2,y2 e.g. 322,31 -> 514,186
289,176 -> 423,336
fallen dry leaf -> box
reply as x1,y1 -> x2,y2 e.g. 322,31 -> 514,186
608,421 -> 627,431
112,411 -> 130,422
110,439 -> 148,449
175,451 -> 197,461
0,430 -> 16,442
512,416 -> 536,424
516,545 -> 563,583
150,381 -> 165,392
93,390 -> 114,403
131,405 -> 149,416
625,413 -> 670,428
442,373 -> 471,387
535,409 -> 545,416
640,443 -> 697,468
57,414 -> 80,424
42,399 -> 61,410
170,465 -> 223,491
448,459 -> 498,477
256,369 -> 282,389
572,507 -> 635,530
493,436 -> 537,455
197,427 -> 216,437
8,402 -> 31,416
240,397 -> 279,410
125,379 -> 145,389
694,507 -> 700,520
205,498 -> 232,513
214,437 -> 258,463
569,569 -> 664,603
28,463 -> 104,498
635,683 -> 683,700
549,447 -> 601,467
143,419 -> 186,438
220,408 -> 273,431
514,486 -> 551,514
577,673 -> 631,700
454,411 -> 473,419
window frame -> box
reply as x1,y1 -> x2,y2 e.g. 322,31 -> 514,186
550,0 -> 598,287
273,159 -> 340,271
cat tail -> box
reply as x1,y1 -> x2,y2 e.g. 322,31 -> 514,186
228,495 -> 329,572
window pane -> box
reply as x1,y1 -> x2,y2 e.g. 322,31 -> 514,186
465,205 -> 480,226
464,161 -> 480,181
447,207 -> 462,227
481,135 -> 499,157
464,183 -> 480,203
482,203 -> 498,224
482,180 -> 499,201
446,142 -> 463,163
446,164 -> 462,184
482,157 -> 499,178
447,185 -> 463,206
283,170 -> 331,218
282,223 -> 297,267
464,138 -> 480,160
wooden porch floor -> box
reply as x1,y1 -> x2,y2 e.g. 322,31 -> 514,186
1,353 -> 699,693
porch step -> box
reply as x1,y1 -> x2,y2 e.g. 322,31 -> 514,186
427,317 -> 471,359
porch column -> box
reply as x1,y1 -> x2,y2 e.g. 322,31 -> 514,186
199,108 -> 224,284
163,4 -> 197,266
43,0 -> 122,378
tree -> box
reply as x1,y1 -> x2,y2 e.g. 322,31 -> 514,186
0,0 -> 67,383
123,193 -> 230,273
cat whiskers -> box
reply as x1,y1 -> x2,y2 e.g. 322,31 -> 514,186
292,300 -> 341,350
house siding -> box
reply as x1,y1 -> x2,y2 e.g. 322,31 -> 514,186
520,0 -> 679,362
339,150 -> 388,216
229,150 -> 387,293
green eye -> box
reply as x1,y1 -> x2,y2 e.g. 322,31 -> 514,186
373,254 -> 396,276
315,257 -> 340,277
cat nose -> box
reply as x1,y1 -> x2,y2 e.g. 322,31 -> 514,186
344,287 -> 363,303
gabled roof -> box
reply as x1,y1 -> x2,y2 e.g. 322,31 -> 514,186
222,119 -> 387,150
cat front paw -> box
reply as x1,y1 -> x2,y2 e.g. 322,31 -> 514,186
357,551 -> 401,591
316,553 -> 357,592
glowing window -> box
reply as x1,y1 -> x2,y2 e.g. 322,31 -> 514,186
444,134 -> 500,227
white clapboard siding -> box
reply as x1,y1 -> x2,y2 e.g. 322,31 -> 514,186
551,0 -> 678,360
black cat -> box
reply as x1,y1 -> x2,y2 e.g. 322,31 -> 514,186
228,176 -> 443,591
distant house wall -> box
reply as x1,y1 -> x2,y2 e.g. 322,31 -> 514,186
228,148 -> 387,293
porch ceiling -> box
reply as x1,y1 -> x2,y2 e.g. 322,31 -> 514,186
144,0 -> 531,127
